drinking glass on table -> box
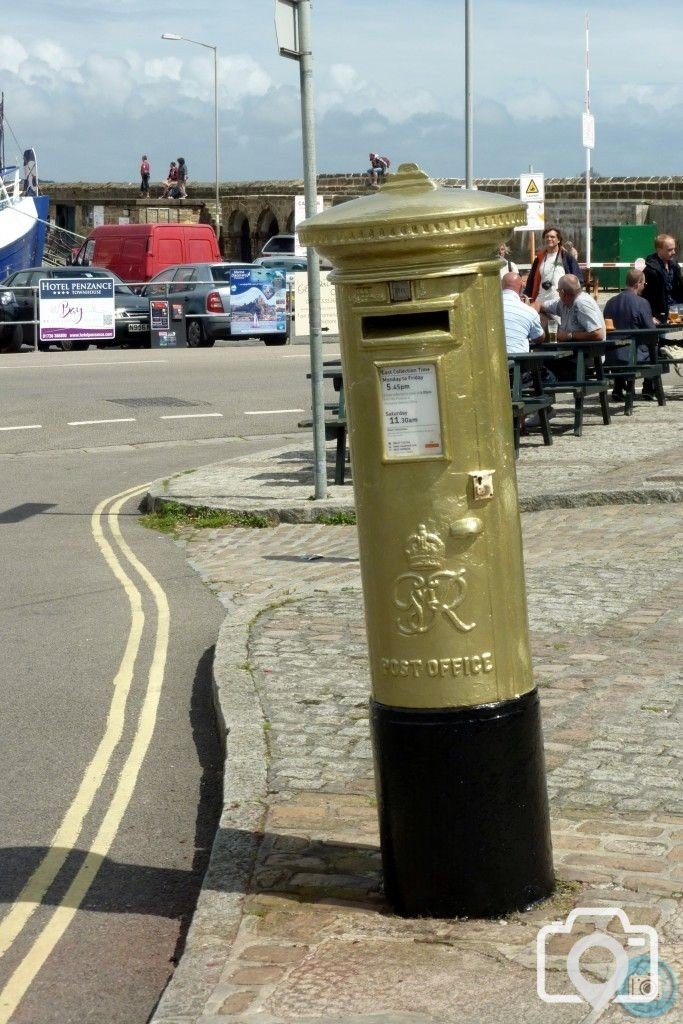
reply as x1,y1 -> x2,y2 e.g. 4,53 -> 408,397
547,320 -> 558,343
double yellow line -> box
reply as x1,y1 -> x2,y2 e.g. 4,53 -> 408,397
0,482 -> 170,1022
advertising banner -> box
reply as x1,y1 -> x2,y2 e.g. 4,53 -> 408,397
293,270 -> 338,336
294,194 -> 323,257
39,278 -> 115,342
229,267 -> 287,336
149,299 -> 187,347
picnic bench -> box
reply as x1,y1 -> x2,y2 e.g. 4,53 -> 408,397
508,350 -> 569,454
604,327 -> 674,415
299,361 -> 348,485
535,338 -> 630,437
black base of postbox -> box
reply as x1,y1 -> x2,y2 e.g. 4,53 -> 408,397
371,688 -> 554,918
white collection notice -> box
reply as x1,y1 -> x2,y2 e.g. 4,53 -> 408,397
380,363 -> 443,459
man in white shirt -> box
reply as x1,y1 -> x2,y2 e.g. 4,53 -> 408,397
501,272 -> 544,353
536,274 -> 605,380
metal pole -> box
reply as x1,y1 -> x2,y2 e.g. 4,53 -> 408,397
296,0 -> 326,499
584,14 -> 592,269
161,35 -> 221,246
464,0 -> 473,188
213,44 -> 221,247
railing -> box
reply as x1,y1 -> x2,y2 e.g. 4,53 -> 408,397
43,225 -> 86,267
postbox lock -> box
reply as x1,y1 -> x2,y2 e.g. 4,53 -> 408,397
469,470 -> 495,501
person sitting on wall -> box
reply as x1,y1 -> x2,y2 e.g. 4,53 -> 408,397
161,161 -> 178,198
366,152 -> 390,188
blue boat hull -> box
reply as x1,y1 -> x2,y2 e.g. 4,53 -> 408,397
0,195 -> 49,281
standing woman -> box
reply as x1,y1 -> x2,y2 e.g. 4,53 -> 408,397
139,155 -> 150,198
524,226 -> 582,302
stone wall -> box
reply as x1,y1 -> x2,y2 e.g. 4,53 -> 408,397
46,174 -> 683,263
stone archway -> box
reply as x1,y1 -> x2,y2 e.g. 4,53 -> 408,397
255,208 -> 279,257
226,209 -> 252,262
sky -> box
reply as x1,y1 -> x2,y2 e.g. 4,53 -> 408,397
0,1 -> 681,186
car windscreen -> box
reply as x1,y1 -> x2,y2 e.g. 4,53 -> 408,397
264,237 -> 293,253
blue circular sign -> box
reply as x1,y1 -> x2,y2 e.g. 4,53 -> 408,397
619,956 -> 677,1018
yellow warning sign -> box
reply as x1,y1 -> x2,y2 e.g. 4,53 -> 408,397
525,178 -> 540,196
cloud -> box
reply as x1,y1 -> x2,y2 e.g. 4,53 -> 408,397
0,35 -> 28,73
4,7 -> 683,184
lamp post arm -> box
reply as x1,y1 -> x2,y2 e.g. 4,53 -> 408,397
161,33 -> 220,244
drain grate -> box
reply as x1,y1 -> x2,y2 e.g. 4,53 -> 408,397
107,396 -> 204,408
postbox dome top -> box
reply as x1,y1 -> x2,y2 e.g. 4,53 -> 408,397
299,163 -> 527,276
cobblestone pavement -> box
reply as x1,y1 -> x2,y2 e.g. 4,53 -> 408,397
150,378 -> 683,1024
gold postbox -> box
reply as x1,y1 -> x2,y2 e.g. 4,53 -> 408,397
300,164 -> 531,712
300,164 -> 554,919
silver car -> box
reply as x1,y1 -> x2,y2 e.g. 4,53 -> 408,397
141,262 -> 264,347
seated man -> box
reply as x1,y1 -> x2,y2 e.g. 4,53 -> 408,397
501,272 -> 544,353
603,269 -> 657,400
536,274 -> 605,380
503,272 -> 553,429
366,152 -> 390,188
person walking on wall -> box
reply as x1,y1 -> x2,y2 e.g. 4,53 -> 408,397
139,155 -> 150,198
176,157 -> 188,199
524,226 -> 583,303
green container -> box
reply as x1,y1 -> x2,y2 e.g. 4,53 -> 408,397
592,224 -> 656,288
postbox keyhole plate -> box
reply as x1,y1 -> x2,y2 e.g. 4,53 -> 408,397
469,470 -> 495,501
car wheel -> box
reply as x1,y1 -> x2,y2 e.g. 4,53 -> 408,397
186,319 -> 203,347
0,324 -> 23,353
263,336 -> 288,346
60,338 -> 90,352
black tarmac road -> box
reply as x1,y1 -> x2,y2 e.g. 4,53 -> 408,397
0,341 -> 321,1023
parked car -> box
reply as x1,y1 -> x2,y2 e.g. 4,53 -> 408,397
1,266 -> 150,350
0,287 -> 22,353
258,235 -> 331,270
260,233 -> 296,258
253,255 -> 309,273
140,262 -> 287,346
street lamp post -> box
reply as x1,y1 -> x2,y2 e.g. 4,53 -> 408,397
464,0 -> 473,188
161,33 -> 221,245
